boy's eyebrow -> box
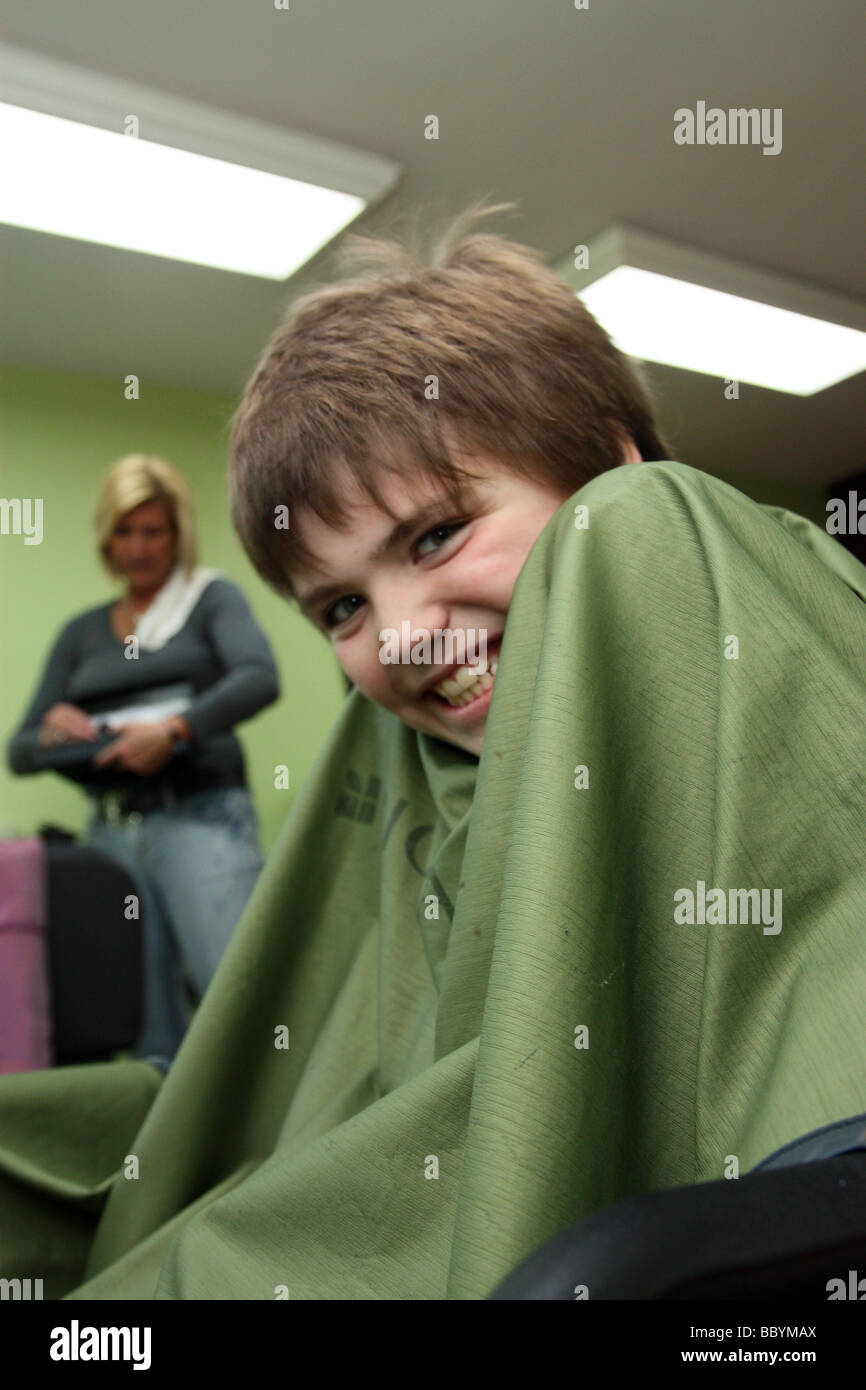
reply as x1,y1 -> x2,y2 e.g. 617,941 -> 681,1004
295,503 -> 454,617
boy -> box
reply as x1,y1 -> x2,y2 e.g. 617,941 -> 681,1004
227,201 -> 661,759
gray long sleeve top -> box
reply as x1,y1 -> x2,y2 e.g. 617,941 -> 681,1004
6,578 -> 280,799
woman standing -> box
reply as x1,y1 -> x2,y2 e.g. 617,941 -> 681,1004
6,455 -> 280,1070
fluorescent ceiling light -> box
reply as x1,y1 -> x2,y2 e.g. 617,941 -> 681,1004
555,227 -> 866,395
0,45 -> 400,279
0,102 -> 365,279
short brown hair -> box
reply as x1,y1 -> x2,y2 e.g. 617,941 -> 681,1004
227,201 -> 670,601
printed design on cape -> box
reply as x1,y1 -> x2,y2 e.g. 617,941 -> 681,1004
334,769 -> 381,823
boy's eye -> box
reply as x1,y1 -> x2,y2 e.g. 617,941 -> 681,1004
322,520 -> 466,630
324,594 -> 363,628
414,520 -> 465,556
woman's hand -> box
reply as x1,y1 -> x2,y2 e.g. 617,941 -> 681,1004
92,722 -> 176,776
39,703 -> 100,746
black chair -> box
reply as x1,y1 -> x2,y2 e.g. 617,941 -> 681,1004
489,1115 -> 866,1298
43,840 -> 143,1065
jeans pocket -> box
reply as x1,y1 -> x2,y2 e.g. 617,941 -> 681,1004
185,788 -> 261,854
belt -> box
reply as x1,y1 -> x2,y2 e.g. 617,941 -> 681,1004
95,778 -> 243,825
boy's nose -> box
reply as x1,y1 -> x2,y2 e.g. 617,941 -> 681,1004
376,602 -> 451,674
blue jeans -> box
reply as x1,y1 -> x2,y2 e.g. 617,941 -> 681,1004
84,786 -> 264,1066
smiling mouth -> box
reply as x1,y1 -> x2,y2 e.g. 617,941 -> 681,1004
423,641 -> 501,711
429,663 -> 497,708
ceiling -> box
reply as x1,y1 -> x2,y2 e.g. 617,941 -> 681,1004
1,0 -> 863,485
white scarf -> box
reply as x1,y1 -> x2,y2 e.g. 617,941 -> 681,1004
134,563 -> 222,652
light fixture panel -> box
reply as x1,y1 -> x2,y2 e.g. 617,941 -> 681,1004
0,44 -> 400,280
556,226 -> 866,395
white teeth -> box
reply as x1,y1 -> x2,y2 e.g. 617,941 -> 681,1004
430,652 -> 498,704
454,659 -> 487,688
437,677 -> 463,696
433,672 -> 495,706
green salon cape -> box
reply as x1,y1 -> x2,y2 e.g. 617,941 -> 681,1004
2,460 -> 866,1300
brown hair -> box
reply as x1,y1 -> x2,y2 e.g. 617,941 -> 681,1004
227,200 -> 670,601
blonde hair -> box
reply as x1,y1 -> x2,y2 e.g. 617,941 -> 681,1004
227,200 -> 670,602
93,454 -> 197,580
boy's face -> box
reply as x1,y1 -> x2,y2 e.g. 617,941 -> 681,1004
291,455 -> 576,757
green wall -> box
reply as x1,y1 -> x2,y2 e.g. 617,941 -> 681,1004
0,363 -> 830,853
0,364 -> 345,855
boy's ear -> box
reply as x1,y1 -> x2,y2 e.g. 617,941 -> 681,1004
604,418 -> 642,466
